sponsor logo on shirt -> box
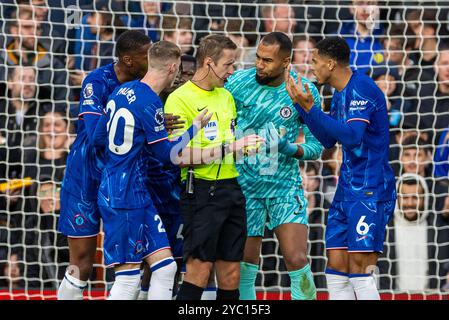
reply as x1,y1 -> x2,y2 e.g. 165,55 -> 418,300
83,83 -> 94,99
82,99 -> 95,105
349,100 -> 368,111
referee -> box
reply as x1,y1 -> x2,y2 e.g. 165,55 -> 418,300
165,34 -> 263,300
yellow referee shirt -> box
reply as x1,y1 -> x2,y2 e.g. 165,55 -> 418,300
164,80 -> 239,181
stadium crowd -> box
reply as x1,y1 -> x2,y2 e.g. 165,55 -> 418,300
0,0 -> 448,295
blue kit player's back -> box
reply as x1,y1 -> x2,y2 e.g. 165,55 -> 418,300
59,63 -> 120,238
97,80 -> 172,267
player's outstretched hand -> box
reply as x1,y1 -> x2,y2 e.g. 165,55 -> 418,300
285,65 -> 314,112
193,108 -> 213,129
232,134 -> 265,153
164,113 -> 185,134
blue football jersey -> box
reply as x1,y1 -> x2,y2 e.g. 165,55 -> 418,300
62,63 -> 120,200
330,71 -> 396,201
147,153 -> 181,206
97,80 -> 168,209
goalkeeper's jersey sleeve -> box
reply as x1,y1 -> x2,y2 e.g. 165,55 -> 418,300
225,67 -> 323,199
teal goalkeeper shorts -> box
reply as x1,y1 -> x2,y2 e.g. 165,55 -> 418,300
245,188 -> 308,237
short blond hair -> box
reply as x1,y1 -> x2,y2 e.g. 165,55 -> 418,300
147,40 -> 181,69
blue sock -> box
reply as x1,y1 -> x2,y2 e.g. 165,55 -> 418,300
288,264 -> 317,300
239,262 -> 258,300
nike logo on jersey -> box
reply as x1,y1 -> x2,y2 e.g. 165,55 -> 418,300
197,105 -> 207,111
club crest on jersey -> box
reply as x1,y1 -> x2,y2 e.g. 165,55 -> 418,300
83,83 -> 94,99
204,121 -> 218,140
280,106 -> 292,119
154,108 -> 165,132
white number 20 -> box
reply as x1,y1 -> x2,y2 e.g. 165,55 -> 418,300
105,100 -> 134,155
356,215 -> 370,235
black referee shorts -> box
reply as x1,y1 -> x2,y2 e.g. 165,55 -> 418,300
180,178 -> 247,262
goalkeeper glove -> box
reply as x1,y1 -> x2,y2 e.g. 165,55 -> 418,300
266,122 -> 298,156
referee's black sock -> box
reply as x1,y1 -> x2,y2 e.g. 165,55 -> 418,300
216,288 -> 240,300
176,281 -> 204,300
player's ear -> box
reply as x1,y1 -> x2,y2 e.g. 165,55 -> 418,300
283,56 -> 291,68
328,59 -> 336,71
122,55 -> 133,67
204,57 -> 213,67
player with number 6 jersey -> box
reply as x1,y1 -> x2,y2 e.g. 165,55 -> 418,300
286,37 -> 396,300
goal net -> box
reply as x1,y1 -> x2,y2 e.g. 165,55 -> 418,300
0,0 -> 448,300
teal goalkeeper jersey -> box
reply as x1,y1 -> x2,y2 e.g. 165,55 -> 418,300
225,67 -> 323,198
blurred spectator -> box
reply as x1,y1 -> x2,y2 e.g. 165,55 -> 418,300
0,66 -> 43,182
300,161 -> 329,289
0,5 -> 69,102
0,251 -> 24,289
382,23 -> 434,114
160,54 -> 196,103
191,0 -> 256,43
212,18 -> 257,69
23,110 -> 70,182
23,177 -> 68,287
372,65 -> 414,132
86,5 -> 125,70
15,0 -> 66,58
162,16 -> 193,55
406,9 -> 439,79
407,42 -> 449,146
339,0 -> 385,75
321,145 -> 342,204
379,174 -> 449,291
260,2 -> 297,36
292,35 -> 315,79
398,135 -> 447,212
72,1 -> 124,74
126,1 -> 161,42
434,127 -> 449,179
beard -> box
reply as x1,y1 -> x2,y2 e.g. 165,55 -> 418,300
255,70 -> 283,85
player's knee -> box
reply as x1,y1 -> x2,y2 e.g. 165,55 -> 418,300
217,266 -> 240,289
152,259 -> 177,281
284,252 -> 308,271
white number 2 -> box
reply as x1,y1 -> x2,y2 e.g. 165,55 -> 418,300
356,215 -> 370,235
105,100 -> 134,155
154,214 -> 166,233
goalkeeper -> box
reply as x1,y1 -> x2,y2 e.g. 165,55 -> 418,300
225,32 -> 322,300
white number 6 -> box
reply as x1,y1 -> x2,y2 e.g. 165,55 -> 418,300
356,215 -> 370,235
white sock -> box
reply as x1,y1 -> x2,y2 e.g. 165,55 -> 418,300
108,269 -> 141,300
201,286 -> 217,300
137,285 -> 149,300
57,271 -> 87,300
325,268 -> 355,300
148,257 -> 177,300
349,274 -> 380,300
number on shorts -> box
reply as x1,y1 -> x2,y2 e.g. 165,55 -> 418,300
154,214 -> 166,233
105,100 -> 135,155
176,224 -> 184,240
356,215 -> 370,235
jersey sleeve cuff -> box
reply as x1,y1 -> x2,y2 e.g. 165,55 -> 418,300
346,118 -> 370,124
147,136 -> 168,145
